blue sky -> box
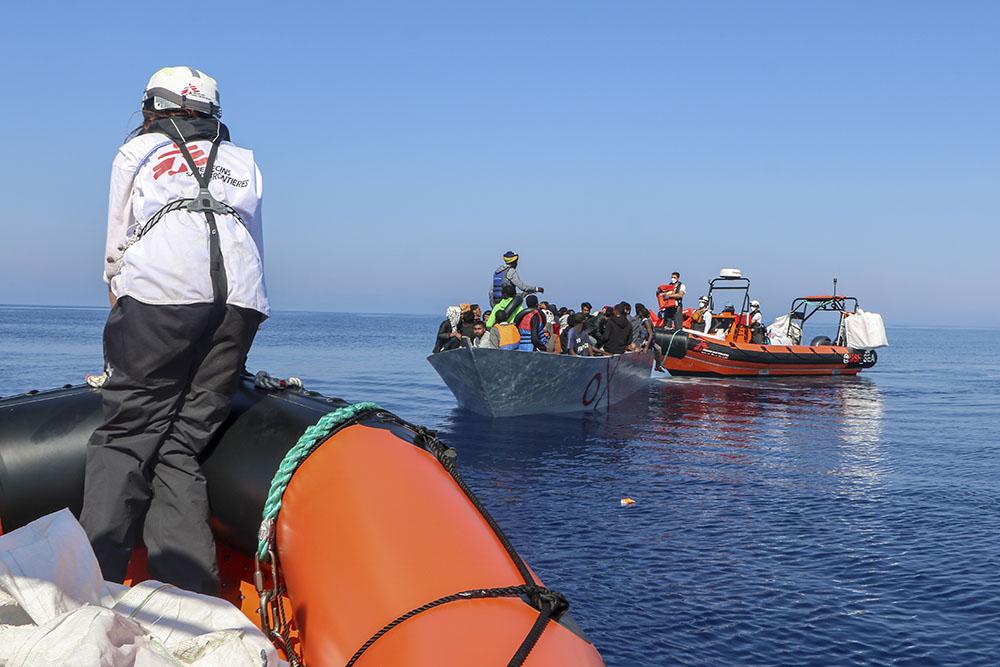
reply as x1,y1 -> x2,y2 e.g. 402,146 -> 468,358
1,2 -> 997,324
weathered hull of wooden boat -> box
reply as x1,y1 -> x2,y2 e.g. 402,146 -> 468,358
427,348 -> 654,417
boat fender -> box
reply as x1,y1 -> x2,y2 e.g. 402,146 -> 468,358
810,335 -> 832,346
255,404 -> 602,666
661,330 -> 689,359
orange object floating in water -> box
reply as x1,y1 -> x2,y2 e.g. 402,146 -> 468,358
620,497 -> 636,507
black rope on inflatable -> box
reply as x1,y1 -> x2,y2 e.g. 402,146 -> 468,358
343,584 -> 568,667
338,413 -> 572,667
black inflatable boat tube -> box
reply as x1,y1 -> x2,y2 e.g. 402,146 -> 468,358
0,379 -> 346,553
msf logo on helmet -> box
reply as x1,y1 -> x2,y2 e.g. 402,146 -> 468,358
179,84 -> 201,96
152,143 -> 208,180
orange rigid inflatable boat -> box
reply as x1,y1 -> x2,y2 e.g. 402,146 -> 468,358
654,271 -> 884,378
0,377 -> 604,666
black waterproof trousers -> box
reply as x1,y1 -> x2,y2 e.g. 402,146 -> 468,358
79,296 -> 260,595
660,306 -> 682,330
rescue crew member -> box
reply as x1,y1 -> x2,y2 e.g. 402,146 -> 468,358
80,67 -> 267,595
656,271 -> 686,330
691,296 -> 712,333
749,299 -> 765,343
489,251 -> 543,306
514,294 -> 548,351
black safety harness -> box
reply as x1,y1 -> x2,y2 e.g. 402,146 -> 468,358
135,120 -> 244,307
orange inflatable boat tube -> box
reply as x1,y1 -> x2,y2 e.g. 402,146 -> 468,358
271,415 -> 605,666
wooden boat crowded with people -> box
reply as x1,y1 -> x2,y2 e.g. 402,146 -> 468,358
428,347 -> 654,418
0,376 -> 605,666
654,270 -> 886,378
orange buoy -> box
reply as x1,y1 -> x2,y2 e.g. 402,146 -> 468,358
274,419 -> 605,666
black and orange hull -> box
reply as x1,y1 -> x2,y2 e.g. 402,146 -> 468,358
0,378 -> 604,666
654,329 -> 877,377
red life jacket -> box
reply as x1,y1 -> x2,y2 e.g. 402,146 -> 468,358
515,309 -> 547,351
657,284 -> 678,310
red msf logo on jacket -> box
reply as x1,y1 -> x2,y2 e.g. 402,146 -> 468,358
152,143 -> 208,180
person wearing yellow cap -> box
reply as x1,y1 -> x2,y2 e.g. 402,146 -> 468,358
488,250 -> 543,306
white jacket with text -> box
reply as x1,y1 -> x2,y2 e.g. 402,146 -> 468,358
103,131 -> 269,316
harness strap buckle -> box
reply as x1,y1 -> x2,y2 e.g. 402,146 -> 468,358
186,187 -> 230,215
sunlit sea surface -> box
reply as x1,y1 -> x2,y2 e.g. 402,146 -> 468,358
2,306 -> 998,666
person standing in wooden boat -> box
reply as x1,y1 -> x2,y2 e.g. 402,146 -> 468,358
489,250 -> 544,306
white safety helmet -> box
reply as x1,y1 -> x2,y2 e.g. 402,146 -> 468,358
750,300 -> 760,308
142,66 -> 221,117
698,296 -> 709,304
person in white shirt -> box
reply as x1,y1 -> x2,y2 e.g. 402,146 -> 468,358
657,271 -> 686,330
749,300 -> 765,343
468,320 -> 489,347
79,67 -> 267,596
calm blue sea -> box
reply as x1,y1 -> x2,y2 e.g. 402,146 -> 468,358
2,306 -> 999,666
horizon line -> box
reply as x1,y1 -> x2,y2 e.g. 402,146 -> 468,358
1,303 -> 996,331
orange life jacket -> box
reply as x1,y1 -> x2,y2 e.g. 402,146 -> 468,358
657,283 -> 678,310
494,323 -> 520,350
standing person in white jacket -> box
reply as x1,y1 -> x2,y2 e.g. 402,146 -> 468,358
79,67 -> 268,595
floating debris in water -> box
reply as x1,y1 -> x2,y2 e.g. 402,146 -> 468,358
620,497 -> 636,507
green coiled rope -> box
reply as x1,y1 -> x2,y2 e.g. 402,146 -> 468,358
256,401 -> 382,560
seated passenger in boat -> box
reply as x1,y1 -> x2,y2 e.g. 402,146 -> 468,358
629,303 -> 655,349
486,284 -> 523,328
564,313 -> 603,356
580,302 -> 598,338
690,296 -> 712,333
459,308 -> 477,339
538,301 -> 561,353
589,306 -> 612,347
468,319 -> 488,347
634,303 -> 665,370
494,318 -> 521,350
558,307 -> 572,330
603,303 -> 634,355
514,295 -> 549,352
434,306 -> 464,352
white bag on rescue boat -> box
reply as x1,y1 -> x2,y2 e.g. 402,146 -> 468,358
0,509 -> 283,667
844,309 -> 888,350
766,314 -> 800,345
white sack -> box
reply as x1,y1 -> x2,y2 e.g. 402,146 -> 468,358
0,510 -> 282,667
767,314 -> 800,345
0,508 -> 118,624
844,309 -> 889,350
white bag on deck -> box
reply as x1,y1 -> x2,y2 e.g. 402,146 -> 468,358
766,314 -> 800,345
844,309 -> 889,350
0,509 -> 282,667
